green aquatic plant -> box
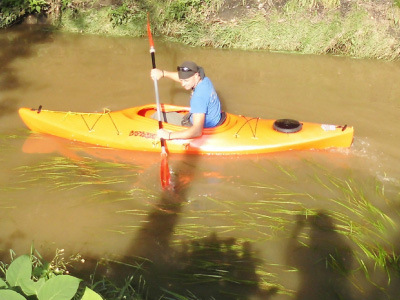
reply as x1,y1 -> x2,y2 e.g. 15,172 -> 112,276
16,156 -> 140,193
243,157 -> 400,290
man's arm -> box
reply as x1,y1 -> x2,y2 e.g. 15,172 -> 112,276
151,68 -> 180,83
158,113 -> 205,140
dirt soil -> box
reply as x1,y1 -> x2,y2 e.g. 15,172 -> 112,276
218,0 -> 397,24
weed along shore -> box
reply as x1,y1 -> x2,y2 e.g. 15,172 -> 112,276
1,0 -> 400,60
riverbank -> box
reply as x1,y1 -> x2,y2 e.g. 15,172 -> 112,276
1,0 -> 400,60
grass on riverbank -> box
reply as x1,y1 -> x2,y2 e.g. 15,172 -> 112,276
1,0 -> 400,59
51,0 -> 400,60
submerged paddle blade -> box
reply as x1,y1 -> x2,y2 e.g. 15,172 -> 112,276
160,153 -> 171,189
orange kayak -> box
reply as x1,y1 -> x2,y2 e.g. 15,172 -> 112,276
18,104 -> 354,155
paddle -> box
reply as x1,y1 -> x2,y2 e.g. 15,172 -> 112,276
147,14 -> 171,189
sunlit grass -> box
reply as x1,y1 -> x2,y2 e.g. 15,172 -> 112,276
284,0 -> 341,10
158,4 -> 400,60
52,0 -> 400,60
59,8 -> 146,36
243,160 -> 399,287
15,156 -> 141,193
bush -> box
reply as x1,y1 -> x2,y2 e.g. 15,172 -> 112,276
0,0 -> 49,28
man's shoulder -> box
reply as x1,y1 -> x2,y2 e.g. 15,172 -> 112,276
198,77 -> 214,89
203,76 -> 212,84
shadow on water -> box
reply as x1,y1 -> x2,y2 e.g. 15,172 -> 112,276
286,211 -> 355,300
94,155 -> 277,299
0,25 -> 53,117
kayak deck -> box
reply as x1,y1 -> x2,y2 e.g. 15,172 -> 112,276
18,104 -> 354,155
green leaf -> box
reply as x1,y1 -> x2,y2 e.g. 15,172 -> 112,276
37,275 -> 81,300
81,287 -> 103,300
6,255 -> 32,287
0,289 -> 27,300
20,277 -> 37,296
35,277 -> 46,294
20,277 -> 46,297
0,278 -> 7,288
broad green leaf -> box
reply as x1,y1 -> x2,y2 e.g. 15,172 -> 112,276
37,275 -> 81,300
34,277 -> 46,294
0,278 -> 7,288
0,289 -> 27,300
81,287 -> 103,300
20,277 -> 37,296
21,277 -> 46,297
6,255 -> 32,287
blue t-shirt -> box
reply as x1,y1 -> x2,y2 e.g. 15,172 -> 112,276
190,77 -> 221,128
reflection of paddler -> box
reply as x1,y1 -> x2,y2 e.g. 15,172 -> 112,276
150,61 -> 223,140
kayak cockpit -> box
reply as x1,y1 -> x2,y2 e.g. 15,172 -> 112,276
124,104 -> 229,128
137,106 -> 189,118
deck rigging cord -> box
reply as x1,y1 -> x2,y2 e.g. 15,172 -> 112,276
234,116 -> 260,138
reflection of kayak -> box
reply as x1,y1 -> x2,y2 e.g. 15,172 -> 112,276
21,133 -> 154,165
18,104 -> 354,155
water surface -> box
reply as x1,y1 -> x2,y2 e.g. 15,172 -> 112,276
1,25 -> 400,299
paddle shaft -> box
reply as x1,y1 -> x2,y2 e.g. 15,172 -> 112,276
147,15 -> 171,190
150,49 -> 164,131
147,20 -> 166,152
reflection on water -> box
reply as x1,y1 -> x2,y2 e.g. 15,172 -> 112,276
1,25 -> 400,299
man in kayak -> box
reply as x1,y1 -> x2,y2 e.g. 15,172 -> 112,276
150,61 -> 222,140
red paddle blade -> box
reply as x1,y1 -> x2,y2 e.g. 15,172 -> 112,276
160,153 -> 171,189
146,13 -> 154,48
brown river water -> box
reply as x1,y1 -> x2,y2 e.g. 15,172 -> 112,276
1,25 -> 400,299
